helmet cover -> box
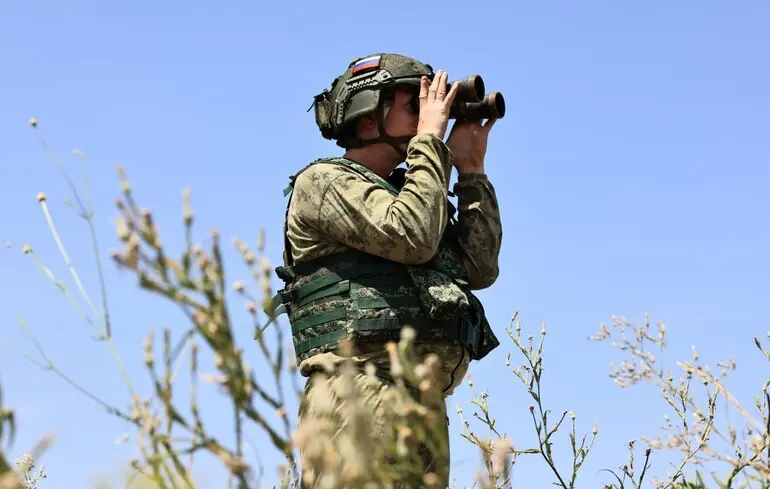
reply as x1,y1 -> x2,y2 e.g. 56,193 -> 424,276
311,53 -> 434,147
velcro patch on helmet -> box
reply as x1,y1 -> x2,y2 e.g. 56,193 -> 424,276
352,55 -> 381,75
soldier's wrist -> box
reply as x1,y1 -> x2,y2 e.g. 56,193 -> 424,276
456,170 -> 488,181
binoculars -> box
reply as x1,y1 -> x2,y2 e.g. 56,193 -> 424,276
447,74 -> 506,121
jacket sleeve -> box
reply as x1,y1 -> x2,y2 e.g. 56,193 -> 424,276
452,172 -> 503,289
297,133 -> 454,265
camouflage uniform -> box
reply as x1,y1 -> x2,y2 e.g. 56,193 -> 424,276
286,134 -> 502,389
269,53 -> 503,487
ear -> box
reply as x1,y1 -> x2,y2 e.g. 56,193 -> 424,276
359,113 -> 378,129
354,113 -> 380,138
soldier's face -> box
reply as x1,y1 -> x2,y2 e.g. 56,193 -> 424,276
383,89 -> 420,140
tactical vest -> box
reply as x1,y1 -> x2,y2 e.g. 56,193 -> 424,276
265,157 -> 500,366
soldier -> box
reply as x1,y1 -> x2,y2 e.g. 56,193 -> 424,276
269,53 -> 503,487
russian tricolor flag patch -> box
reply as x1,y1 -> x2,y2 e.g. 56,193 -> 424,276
352,55 -> 381,74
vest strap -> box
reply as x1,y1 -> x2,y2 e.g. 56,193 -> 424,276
292,312 -> 482,360
294,329 -> 349,357
291,307 -> 347,335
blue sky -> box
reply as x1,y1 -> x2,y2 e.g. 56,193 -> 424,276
1,1 -> 768,487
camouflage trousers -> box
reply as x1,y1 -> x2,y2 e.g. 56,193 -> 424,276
296,367 -> 451,489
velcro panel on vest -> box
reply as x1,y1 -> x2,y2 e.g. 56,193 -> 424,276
288,273 -> 346,303
294,329 -> 349,357
290,296 -> 423,359
291,307 -> 347,335
297,280 -> 351,307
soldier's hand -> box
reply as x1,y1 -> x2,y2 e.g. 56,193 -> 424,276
446,118 -> 496,174
416,70 -> 459,140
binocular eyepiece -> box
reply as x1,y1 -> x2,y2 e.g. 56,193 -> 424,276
447,74 -> 506,121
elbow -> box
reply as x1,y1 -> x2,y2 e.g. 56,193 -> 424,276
388,220 -> 443,265
467,263 -> 500,290
472,271 -> 499,290
374,231 -> 439,265
401,240 -> 440,265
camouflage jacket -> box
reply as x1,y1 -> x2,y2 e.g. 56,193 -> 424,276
281,133 -> 503,394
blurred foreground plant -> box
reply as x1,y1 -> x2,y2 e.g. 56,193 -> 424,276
4,119 -> 517,488
0,383 -> 52,489
0,383 -> 20,489
2,119 -> 768,489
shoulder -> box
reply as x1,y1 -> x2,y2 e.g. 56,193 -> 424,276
292,159 -> 375,203
292,159 -> 361,192
288,160 -> 364,219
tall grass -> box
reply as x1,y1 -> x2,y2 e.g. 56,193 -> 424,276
1,119 -> 767,488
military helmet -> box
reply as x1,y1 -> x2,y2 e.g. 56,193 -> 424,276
311,53 -> 435,149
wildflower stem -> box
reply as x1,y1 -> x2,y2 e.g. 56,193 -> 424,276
38,193 -> 99,331
635,448 -> 651,489
71,150 -> 113,341
24,247 -> 101,338
1,328 -> 135,425
766,391 -> 769,467
35,191 -> 138,403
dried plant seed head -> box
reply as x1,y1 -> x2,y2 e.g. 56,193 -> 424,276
261,257 -> 272,274
415,364 -> 427,379
29,116 -> 38,127
116,166 -> 131,192
144,330 -> 154,367
425,353 -> 439,370
257,228 -> 266,250
423,472 -> 439,487
36,192 -> 46,203
113,217 -> 130,241
364,362 -> 376,377
127,233 -> 140,249
232,280 -> 245,293
400,326 -> 416,342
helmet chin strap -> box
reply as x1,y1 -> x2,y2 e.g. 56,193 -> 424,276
345,101 -> 413,161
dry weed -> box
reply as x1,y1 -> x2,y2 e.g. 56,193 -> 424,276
1,120 -> 767,489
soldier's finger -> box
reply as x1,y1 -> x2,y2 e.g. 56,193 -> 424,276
443,81 -> 460,107
419,76 -> 429,107
483,117 -> 497,132
436,72 -> 448,100
428,70 -> 442,102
